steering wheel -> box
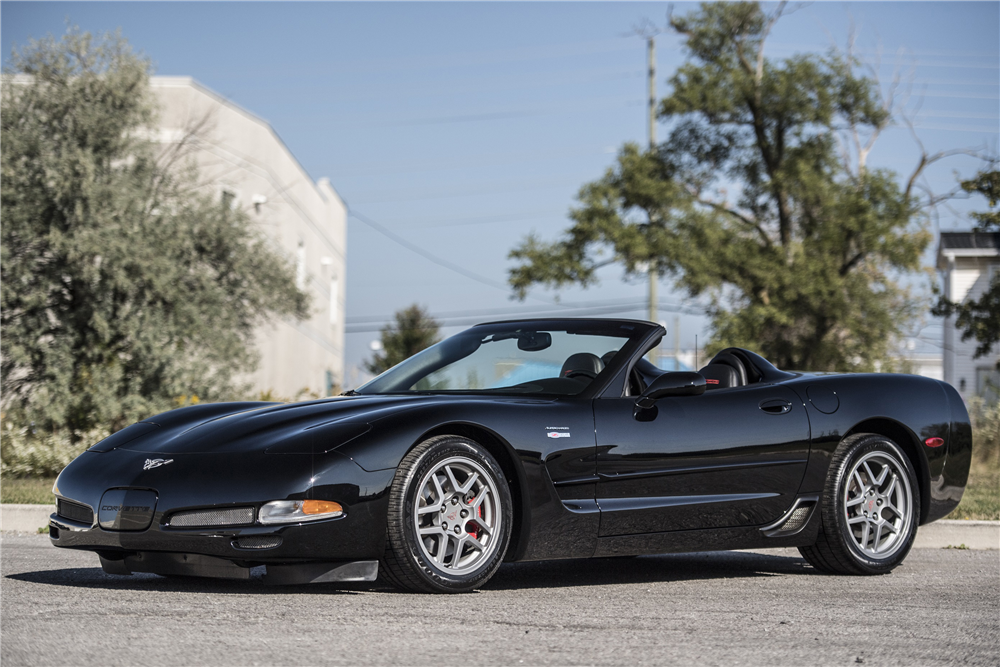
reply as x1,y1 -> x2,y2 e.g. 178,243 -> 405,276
564,369 -> 597,381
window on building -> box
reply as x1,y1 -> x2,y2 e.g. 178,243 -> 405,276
296,242 -> 306,290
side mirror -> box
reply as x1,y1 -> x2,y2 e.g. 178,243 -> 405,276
635,372 -> 706,409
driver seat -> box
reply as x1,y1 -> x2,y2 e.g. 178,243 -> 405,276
699,352 -> 748,390
560,353 -> 604,378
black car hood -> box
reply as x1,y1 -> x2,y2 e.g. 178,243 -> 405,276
110,395 -> 440,455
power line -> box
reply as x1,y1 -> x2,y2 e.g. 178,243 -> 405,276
349,210 -> 510,291
349,209 -> 568,307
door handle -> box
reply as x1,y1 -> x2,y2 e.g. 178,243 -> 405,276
759,399 -> 792,415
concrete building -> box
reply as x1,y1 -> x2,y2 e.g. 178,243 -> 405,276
150,77 -> 346,398
937,231 -> 1000,403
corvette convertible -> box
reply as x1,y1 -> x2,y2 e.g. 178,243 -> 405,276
50,318 -> 971,593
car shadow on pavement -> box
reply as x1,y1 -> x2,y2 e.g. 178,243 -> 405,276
4,566 -> 365,595
483,550 -> 816,591
7,550 -> 814,595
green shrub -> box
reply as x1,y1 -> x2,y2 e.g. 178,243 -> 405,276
967,397 -> 1000,468
0,421 -> 107,479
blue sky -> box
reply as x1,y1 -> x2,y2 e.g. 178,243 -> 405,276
3,2 -> 998,383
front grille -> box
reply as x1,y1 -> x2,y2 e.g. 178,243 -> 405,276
57,498 -> 94,525
233,535 -> 282,550
169,506 -> 254,528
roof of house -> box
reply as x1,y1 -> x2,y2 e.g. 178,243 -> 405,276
937,231 -> 1000,269
939,232 -> 1000,250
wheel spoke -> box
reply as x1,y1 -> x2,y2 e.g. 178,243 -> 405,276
419,526 -> 442,535
470,517 -> 493,535
848,515 -> 867,525
444,465 -> 461,495
466,535 -> 486,552
853,470 -> 868,494
873,523 -> 883,552
883,521 -> 899,535
872,463 -> 890,488
459,471 -> 480,495
436,533 -> 451,566
417,504 -> 440,515
862,462 -> 877,488
431,474 -> 447,504
846,496 -> 865,508
860,521 -> 871,551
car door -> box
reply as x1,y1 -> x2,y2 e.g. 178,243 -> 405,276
594,383 -> 811,536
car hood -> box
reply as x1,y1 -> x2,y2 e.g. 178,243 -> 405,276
103,395 -> 442,455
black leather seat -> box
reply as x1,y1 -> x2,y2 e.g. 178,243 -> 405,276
699,352 -> 748,390
560,353 -> 604,378
699,363 -> 741,389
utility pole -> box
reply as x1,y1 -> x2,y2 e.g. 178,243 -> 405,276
646,35 -> 657,328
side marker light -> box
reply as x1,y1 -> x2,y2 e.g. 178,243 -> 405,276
924,437 -> 944,448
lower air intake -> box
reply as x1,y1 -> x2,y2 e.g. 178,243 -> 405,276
233,535 -> 282,550
780,505 -> 812,533
57,498 -> 94,525
169,507 -> 254,528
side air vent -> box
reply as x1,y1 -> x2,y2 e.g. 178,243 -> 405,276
57,498 -> 94,525
233,535 -> 282,550
168,507 -> 254,528
761,497 -> 818,537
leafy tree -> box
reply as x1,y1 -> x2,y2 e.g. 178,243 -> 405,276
1,29 -> 309,437
364,305 -> 441,375
932,168 -> 1000,360
508,2 -> 967,372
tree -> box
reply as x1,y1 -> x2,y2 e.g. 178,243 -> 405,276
932,168 -> 1000,360
509,2 -> 973,372
364,305 -> 441,375
1,29 -> 309,437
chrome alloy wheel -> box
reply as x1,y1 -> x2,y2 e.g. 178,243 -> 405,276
843,450 -> 914,559
413,456 -> 501,575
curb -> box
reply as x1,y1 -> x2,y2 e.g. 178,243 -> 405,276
913,519 -> 999,550
1,504 -> 55,533
2,504 -> 997,549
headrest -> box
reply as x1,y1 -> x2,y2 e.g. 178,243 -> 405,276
699,363 -> 740,390
560,353 -> 604,378
706,352 -> 747,386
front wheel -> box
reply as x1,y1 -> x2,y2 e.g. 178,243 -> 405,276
380,435 -> 512,593
799,433 -> 920,575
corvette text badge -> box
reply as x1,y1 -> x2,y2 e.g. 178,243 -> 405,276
143,458 -> 174,470
546,427 -> 571,439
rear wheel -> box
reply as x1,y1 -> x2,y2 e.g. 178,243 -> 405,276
381,435 -> 512,593
799,433 -> 920,575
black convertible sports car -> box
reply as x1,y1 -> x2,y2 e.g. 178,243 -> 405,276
50,319 -> 971,592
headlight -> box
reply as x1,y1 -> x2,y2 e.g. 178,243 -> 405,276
258,500 -> 343,524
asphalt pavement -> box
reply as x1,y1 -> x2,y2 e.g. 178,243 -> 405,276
2,533 -> 997,667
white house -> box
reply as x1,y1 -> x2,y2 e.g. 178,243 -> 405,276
937,231 -> 1000,403
150,77 -> 347,399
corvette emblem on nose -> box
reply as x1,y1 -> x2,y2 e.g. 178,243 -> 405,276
143,458 -> 174,470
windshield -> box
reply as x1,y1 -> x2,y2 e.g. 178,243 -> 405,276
357,322 -> 641,397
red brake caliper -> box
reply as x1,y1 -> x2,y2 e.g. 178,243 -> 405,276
466,497 -> 482,539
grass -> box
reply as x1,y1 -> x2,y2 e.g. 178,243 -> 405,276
948,463 -> 1000,520
0,458 -> 995,522
1,477 -> 56,505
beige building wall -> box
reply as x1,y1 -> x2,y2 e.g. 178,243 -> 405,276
150,77 -> 346,398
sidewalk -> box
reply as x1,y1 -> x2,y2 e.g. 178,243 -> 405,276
3,504 -> 997,548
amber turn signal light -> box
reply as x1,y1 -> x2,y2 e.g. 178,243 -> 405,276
301,500 -> 343,515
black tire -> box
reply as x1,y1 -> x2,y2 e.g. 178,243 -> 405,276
799,433 -> 920,575
380,435 -> 512,593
